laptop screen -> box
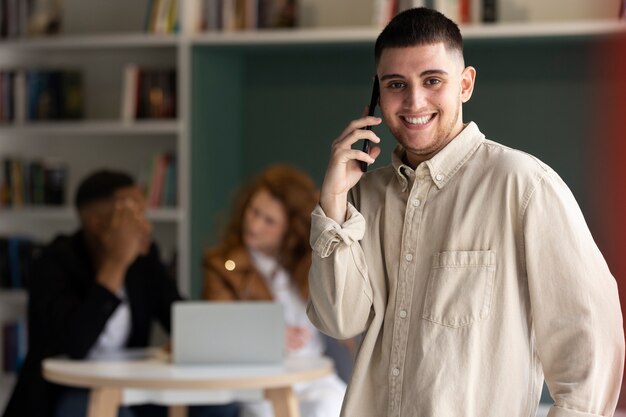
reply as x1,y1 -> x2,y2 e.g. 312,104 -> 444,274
172,301 -> 285,365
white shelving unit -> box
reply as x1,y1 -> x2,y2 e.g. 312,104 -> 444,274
0,1 -> 192,409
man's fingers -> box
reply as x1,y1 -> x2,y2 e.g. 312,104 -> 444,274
332,129 -> 381,150
333,148 -> 377,166
337,116 -> 382,142
368,146 -> 383,160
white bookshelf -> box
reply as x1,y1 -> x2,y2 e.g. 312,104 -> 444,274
0,2 -> 191,409
0,24 -> 189,290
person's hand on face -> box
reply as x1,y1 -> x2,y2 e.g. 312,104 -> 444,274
100,190 -> 152,269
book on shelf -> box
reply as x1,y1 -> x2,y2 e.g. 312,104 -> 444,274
0,69 -> 84,123
192,0 -> 296,32
0,235 -> 43,290
0,0 -> 62,39
121,65 -> 177,121
481,0 -> 496,22
1,157 -> 68,207
144,0 -> 179,34
375,0 -> 492,25
0,72 -> 14,123
26,70 -> 84,121
2,319 -> 27,374
145,151 -> 177,208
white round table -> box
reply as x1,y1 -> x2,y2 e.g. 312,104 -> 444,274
43,353 -> 334,417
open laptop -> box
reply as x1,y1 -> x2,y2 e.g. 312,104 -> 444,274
172,301 -> 285,365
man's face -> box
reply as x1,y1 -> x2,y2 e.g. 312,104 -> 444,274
377,42 -> 475,167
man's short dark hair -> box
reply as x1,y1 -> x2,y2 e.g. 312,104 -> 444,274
74,169 -> 135,210
375,7 -> 464,65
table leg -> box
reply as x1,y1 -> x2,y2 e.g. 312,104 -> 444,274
168,405 -> 188,417
87,387 -> 123,417
264,386 -> 299,417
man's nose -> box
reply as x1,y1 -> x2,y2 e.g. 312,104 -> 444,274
404,85 -> 427,110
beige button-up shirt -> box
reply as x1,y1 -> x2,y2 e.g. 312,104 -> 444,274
307,122 -> 624,417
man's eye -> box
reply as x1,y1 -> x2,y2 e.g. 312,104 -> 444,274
425,78 -> 441,86
389,82 -> 405,89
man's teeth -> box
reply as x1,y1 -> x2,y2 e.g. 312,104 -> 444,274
404,115 -> 433,125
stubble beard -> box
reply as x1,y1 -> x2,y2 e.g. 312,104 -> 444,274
389,103 -> 461,165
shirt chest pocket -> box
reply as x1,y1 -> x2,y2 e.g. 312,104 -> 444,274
422,250 -> 496,328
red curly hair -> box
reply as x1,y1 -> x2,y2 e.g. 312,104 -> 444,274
214,164 -> 318,283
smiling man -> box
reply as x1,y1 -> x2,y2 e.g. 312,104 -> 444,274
307,7 -> 624,417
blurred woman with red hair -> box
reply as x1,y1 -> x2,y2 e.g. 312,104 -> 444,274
203,164 -> 345,417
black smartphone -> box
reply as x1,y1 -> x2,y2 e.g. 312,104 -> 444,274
360,76 -> 380,173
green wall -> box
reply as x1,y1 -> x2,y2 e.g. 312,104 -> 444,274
191,35 -> 607,298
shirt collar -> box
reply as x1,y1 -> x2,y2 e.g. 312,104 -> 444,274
391,122 -> 484,191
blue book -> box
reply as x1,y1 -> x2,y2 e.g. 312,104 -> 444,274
7,237 -> 21,289
15,320 -> 27,371
26,71 -> 42,121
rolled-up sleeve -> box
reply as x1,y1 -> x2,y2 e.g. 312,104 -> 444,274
523,170 -> 625,417
307,203 -> 374,339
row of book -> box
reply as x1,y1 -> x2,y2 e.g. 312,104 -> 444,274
1,157 -> 68,207
189,0 -> 296,32
0,70 -> 84,123
376,0 -> 496,26
0,236 -> 42,290
144,152 -> 177,208
0,0 -> 61,39
121,66 -> 177,121
2,320 -> 27,373
144,0 -> 179,34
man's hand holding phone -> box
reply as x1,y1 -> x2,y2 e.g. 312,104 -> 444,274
320,114 -> 382,224
320,76 -> 382,224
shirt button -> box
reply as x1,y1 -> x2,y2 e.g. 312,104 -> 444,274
405,253 -> 413,262
412,199 -> 421,207
399,310 -> 407,319
392,368 -> 400,376
435,173 -> 444,181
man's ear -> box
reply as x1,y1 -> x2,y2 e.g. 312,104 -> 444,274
460,66 -> 476,103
